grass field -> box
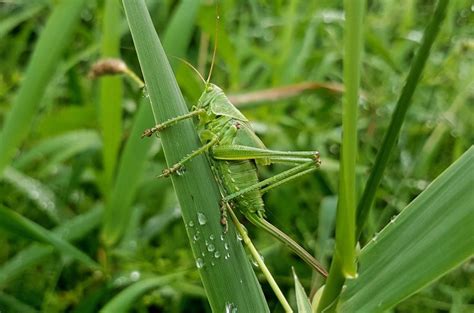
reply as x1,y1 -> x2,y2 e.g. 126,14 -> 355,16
0,0 -> 473,312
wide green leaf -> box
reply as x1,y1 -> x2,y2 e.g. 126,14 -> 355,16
338,146 -> 474,312
121,0 -> 269,311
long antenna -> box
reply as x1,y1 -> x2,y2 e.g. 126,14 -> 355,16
206,4 -> 219,85
172,56 -> 206,85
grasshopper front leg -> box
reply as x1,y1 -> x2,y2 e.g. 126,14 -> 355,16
141,109 -> 205,138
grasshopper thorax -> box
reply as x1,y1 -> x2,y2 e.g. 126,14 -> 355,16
197,83 -> 248,122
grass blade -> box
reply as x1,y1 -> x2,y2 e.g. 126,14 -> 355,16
339,146 -> 474,312
102,0 -> 199,246
0,0 -> 87,176
293,268 -> 312,313
0,205 -> 99,269
121,1 -> 269,311
318,0 -> 365,310
99,275 -> 182,313
0,207 -> 102,287
99,0 -> 123,191
2,167 -> 61,223
356,0 -> 450,236
101,99 -> 154,245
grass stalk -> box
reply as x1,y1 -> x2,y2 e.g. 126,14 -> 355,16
318,0 -> 365,310
121,1 -> 269,311
98,0 -> 123,192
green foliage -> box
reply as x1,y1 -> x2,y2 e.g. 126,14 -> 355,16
0,0 -> 472,312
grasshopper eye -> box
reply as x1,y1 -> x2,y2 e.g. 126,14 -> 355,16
206,85 -> 214,93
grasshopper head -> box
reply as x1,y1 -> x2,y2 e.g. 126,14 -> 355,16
197,83 -> 221,110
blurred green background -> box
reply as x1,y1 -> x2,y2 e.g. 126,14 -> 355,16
0,0 -> 472,312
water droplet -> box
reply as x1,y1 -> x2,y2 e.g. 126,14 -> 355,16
176,166 -> 186,176
214,251 -> 221,258
224,252 -> 230,260
210,234 -> 215,240
195,258 -> 204,269
211,261 -> 215,266
220,234 -> 225,241
224,243 -> 229,250
197,212 -> 207,225
188,220 -> 194,227
225,302 -> 238,313
236,233 -> 242,241
207,244 -> 215,252
142,87 -> 149,98
193,233 -> 200,241
205,239 -> 209,246
130,271 -> 140,281
252,259 -> 259,267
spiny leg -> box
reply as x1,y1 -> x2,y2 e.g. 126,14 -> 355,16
160,136 -> 219,177
213,144 -> 320,165
222,161 -> 319,202
141,109 -> 205,138
161,125 -> 239,178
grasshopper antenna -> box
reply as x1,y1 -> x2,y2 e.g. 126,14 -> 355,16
171,56 -> 206,85
206,4 -> 219,86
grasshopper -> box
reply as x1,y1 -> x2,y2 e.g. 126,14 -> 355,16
142,65 -> 328,277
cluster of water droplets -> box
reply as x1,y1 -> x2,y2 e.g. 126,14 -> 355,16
186,212 -> 235,270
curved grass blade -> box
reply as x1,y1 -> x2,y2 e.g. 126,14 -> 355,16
0,205 -> 100,269
99,274 -> 183,313
338,146 -> 474,312
2,167 -> 61,223
13,130 -> 101,170
0,207 -> 101,287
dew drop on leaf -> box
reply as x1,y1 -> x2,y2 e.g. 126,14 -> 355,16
197,212 -> 207,225
195,258 -> 204,269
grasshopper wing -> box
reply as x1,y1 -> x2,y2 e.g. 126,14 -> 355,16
233,122 -> 271,166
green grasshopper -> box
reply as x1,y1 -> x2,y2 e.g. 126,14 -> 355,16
142,66 -> 328,277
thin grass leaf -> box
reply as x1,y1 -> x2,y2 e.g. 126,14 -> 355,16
162,0 -> 201,61
13,130 -> 101,170
356,0 -> 450,236
2,167 -> 61,223
99,0 -> 123,191
0,0 -> 87,176
99,274 -> 183,313
0,205 -> 99,269
121,1 -> 269,311
0,0 -> 47,39
338,146 -> 474,312
0,292 -> 38,313
0,207 -> 102,287
293,268 -> 312,313
102,0 -> 199,246
101,99 -> 154,245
